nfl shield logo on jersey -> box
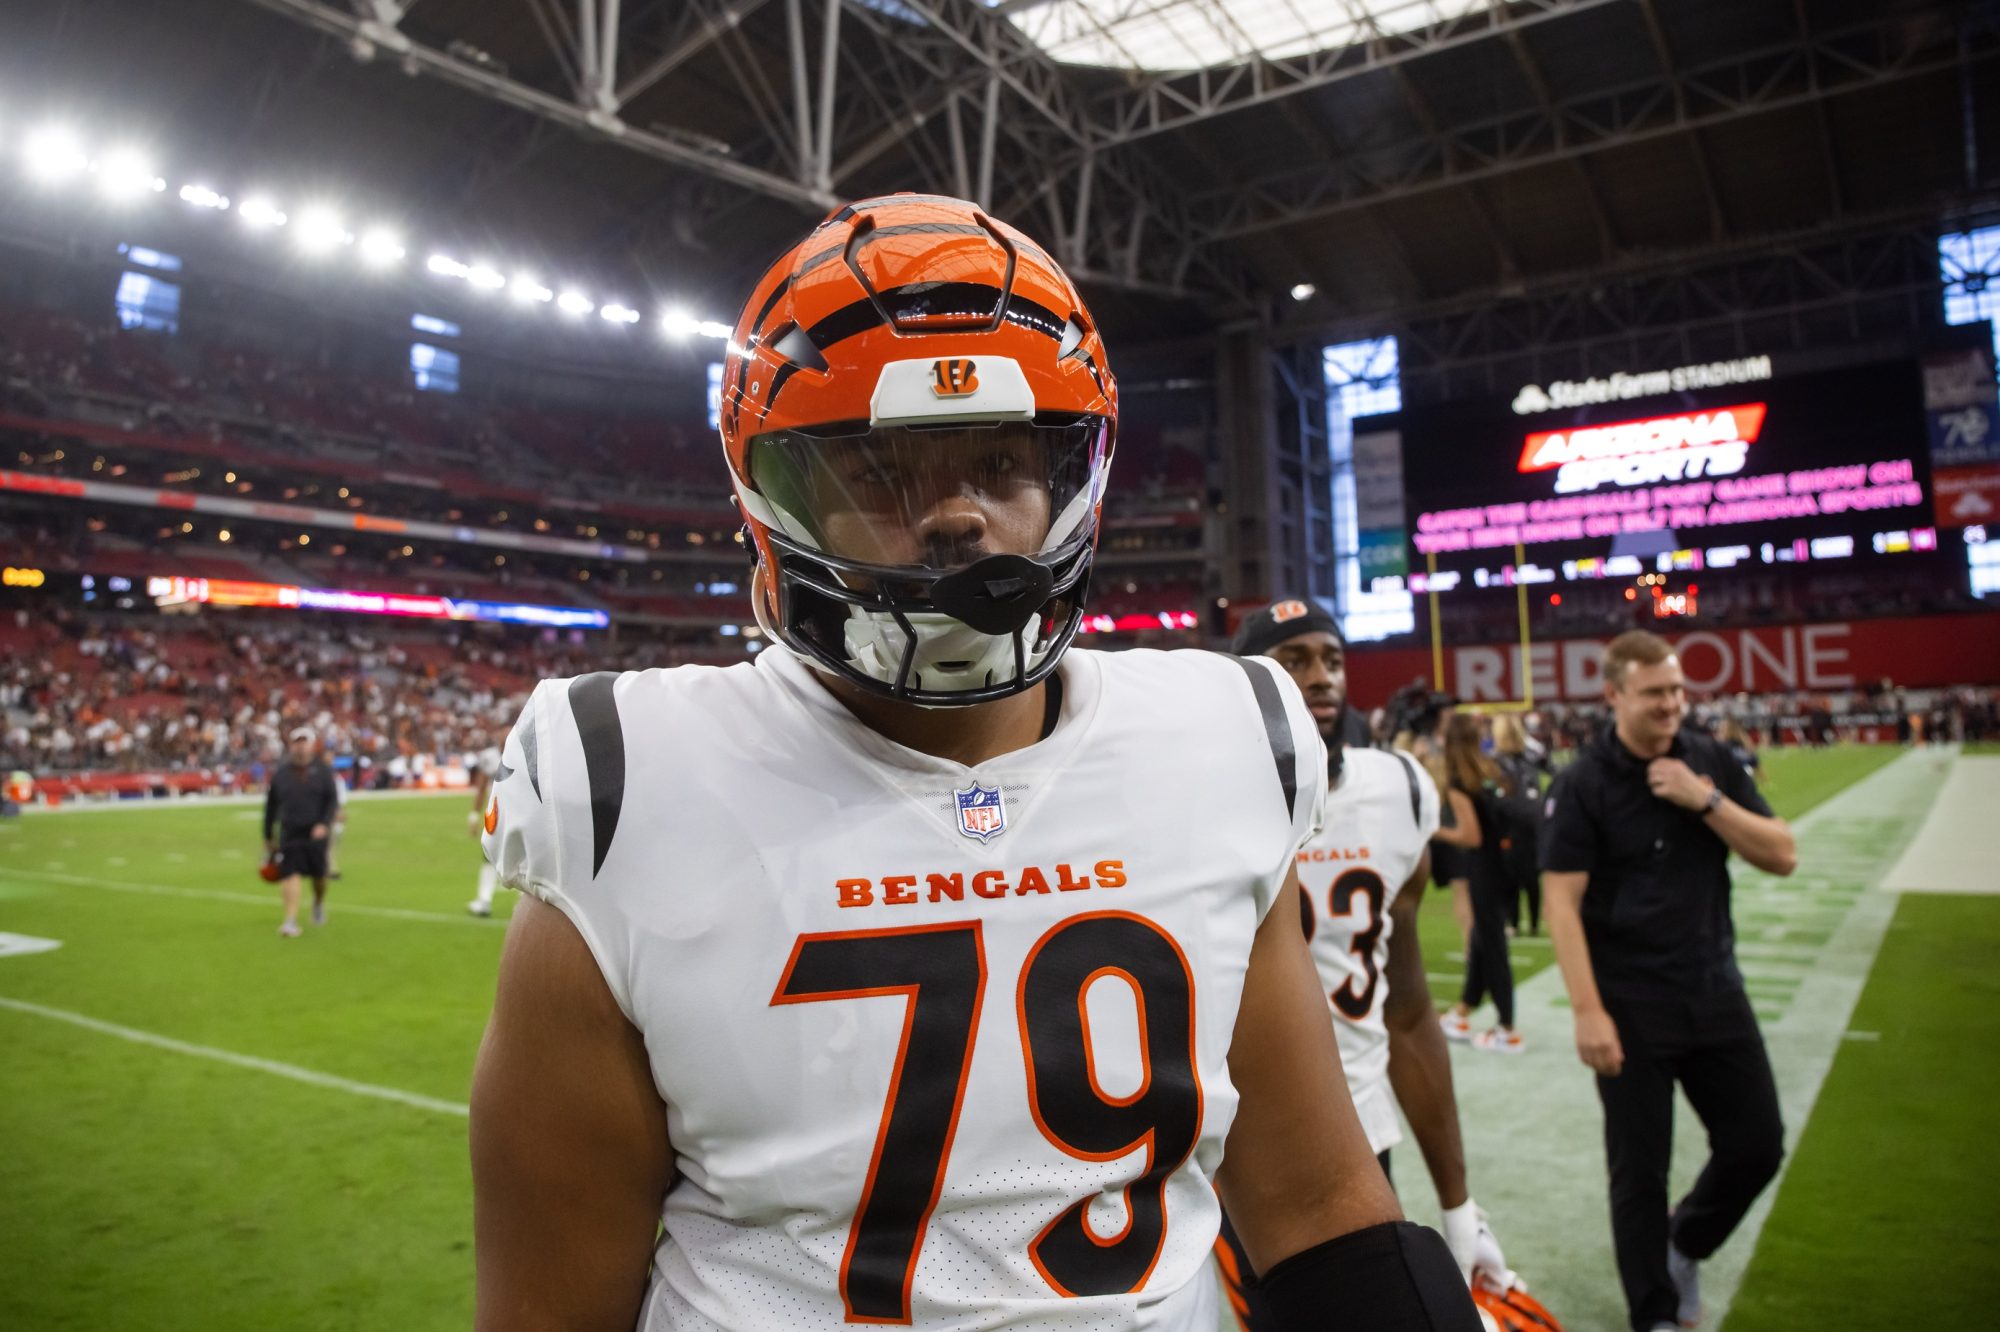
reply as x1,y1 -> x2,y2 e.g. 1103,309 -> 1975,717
954,782 -> 1007,843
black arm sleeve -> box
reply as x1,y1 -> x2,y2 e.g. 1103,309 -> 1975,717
263,779 -> 279,841
1261,1222 -> 1482,1331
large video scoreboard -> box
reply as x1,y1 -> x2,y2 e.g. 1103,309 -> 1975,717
1384,357 -> 1939,588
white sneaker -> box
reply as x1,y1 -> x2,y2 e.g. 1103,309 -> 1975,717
1440,1010 -> 1472,1041
1668,1241 -> 1702,1326
467,900 -> 492,918
311,902 -> 326,927
278,920 -> 302,938
1472,1027 -> 1525,1054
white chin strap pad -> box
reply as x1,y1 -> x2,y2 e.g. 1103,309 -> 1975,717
842,608 -> 1047,695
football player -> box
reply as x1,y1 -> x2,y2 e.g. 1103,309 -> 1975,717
470,196 -> 1480,1331
1216,600 -> 1508,1327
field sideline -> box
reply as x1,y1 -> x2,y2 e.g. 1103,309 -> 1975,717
0,744 -> 1990,1329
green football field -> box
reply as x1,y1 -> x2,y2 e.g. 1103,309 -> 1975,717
1,745 -> 1992,1329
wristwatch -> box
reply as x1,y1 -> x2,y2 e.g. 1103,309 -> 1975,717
1703,786 -> 1725,814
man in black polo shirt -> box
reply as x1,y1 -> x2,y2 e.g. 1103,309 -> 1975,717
1542,630 -> 1797,1332
263,726 -> 340,938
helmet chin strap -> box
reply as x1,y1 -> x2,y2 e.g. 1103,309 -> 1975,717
842,606 -> 1047,702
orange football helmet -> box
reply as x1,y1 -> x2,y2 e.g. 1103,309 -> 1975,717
719,193 -> 1116,705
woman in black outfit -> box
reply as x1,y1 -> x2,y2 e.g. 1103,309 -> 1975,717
1436,714 -> 1523,1054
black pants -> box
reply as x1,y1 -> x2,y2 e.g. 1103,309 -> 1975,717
1500,851 -> 1540,934
1217,1151 -> 1391,1330
1459,869 -> 1514,1028
276,834 -> 328,881
1596,989 -> 1785,1332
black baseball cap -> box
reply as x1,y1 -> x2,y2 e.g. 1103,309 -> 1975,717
1230,598 -> 1344,658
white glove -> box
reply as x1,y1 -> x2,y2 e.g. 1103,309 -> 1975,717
1440,1199 -> 1508,1290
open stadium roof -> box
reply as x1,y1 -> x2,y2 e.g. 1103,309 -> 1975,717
0,0 -> 1991,345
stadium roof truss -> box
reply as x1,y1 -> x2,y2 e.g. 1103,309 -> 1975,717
66,0 -> 2000,325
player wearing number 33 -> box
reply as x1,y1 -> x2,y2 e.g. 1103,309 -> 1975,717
1218,603 -> 1527,1330
469,195 -> 1482,1332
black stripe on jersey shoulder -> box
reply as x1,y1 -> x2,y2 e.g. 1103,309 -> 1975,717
516,700 -> 543,801
1226,655 -> 1298,823
1389,748 -> 1422,829
566,672 -> 626,877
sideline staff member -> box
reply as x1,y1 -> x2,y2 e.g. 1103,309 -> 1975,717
1542,631 -> 1797,1332
264,726 -> 340,937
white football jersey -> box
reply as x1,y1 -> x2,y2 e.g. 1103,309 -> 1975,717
1295,746 -> 1440,1156
483,645 -> 1325,1331
475,745 -> 502,780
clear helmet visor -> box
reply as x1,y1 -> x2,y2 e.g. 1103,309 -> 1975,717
743,415 -> 1110,703
745,416 -> 1110,574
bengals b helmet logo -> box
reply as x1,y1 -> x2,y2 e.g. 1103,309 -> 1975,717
931,358 -> 979,397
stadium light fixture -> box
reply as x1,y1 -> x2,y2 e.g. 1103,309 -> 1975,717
556,290 -> 594,316
426,253 -> 469,279
600,302 -> 640,324
509,274 -> 554,304
95,149 -> 166,199
295,208 -> 352,253
660,307 -> 700,338
465,263 -> 506,291
238,197 -> 288,228
1290,283 -> 1316,301
178,183 -> 230,210
358,227 -> 405,266
22,127 -> 89,186
696,321 -> 732,339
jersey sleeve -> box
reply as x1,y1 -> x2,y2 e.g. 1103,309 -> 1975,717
1398,750 -> 1443,843
1232,654 -> 1330,922
481,681 -> 563,896
481,676 -> 638,1020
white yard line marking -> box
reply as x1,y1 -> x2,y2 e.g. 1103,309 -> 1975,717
1,867 -> 501,928
0,995 -> 467,1117
0,933 -> 62,958
1879,755 -> 2000,894
22,788 -> 465,815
